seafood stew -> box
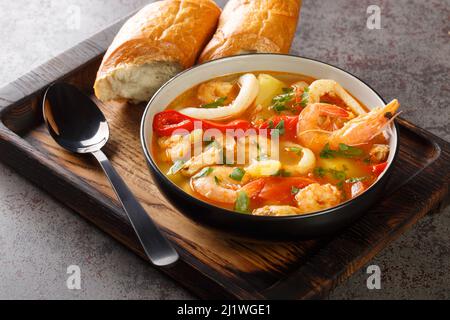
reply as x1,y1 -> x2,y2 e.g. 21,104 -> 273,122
151,71 -> 399,216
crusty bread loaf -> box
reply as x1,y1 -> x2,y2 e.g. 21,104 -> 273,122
94,0 -> 221,103
198,0 -> 301,63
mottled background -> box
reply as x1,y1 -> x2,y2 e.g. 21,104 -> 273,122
0,0 -> 448,299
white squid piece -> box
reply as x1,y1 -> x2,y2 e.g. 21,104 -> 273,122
179,74 -> 259,121
283,143 -> 316,175
308,79 -> 366,115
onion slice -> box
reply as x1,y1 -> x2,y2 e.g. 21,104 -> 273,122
179,73 -> 259,121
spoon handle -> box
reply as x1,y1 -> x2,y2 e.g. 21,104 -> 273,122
92,150 -> 179,267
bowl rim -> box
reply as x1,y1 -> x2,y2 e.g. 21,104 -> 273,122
140,53 -> 399,221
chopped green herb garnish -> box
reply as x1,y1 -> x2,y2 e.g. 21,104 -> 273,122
168,160 -> 185,175
313,167 -> 347,181
345,176 -> 367,183
214,176 -> 220,185
285,146 -> 303,156
281,170 -> 292,177
267,120 -> 275,129
275,120 -> 285,136
200,96 -> 227,109
270,88 -> 295,113
193,167 -> 214,179
300,87 -> 309,107
320,143 -> 364,159
235,191 -> 250,213
338,143 -> 364,156
273,169 -> 292,177
320,144 -> 334,159
229,167 -> 246,181
291,186 -> 300,195
271,120 -> 286,138
271,103 -> 287,113
329,169 -> 347,181
314,167 -> 326,178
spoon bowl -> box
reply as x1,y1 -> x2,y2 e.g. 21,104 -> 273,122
43,83 -> 109,153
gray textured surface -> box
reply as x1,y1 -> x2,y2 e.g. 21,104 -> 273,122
0,0 -> 448,300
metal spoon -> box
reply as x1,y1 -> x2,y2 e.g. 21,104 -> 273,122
42,83 -> 179,267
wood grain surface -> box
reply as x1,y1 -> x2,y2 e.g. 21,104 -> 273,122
0,18 -> 448,300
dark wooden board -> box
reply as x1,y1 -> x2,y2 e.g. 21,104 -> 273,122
0,18 -> 448,300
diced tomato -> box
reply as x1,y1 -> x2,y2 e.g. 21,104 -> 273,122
240,177 -> 316,204
256,115 -> 299,140
282,116 -> 299,139
240,179 -> 265,199
371,162 -> 388,176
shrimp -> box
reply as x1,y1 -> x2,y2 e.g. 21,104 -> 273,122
250,182 -> 341,216
252,205 -> 302,216
182,133 -> 275,176
308,79 -> 366,115
197,81 -> 234,104
294,183 -> 342,214
297,99 -> 399,153
158,129 -> 203,162
182,136 -> 236,176
191,166 -> 250,204
369,144 -> 390,163
296,103 -> 351,153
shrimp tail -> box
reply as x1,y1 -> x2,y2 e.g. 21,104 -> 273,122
383,99 -> 400,115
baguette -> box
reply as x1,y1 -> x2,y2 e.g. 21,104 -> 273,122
94,0 -> 221,103
198,0 -> 301,63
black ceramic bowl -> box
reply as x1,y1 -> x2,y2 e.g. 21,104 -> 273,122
140,54 -> 399,240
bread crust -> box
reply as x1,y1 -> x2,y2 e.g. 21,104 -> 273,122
198,0 -> 301,63
94,0 -> 221,101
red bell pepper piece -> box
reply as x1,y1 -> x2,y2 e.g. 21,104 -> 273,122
153,110 -> 251,136
371,162 -> 388,176
153,110 -> 194,136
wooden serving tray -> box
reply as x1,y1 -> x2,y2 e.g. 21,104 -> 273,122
0,19 -> 448,300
